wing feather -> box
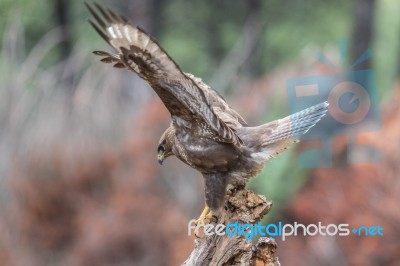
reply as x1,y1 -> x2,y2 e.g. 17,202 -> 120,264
86,2 -> 242,146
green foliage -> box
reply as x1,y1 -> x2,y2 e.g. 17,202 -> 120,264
374,0 -> 400,97
0,0 -> 52,50
256,0 -> 353,73
248,150 -> 309,221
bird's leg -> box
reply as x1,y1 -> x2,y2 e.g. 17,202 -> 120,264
194,205 -> 213,226
193,205 -> 214,238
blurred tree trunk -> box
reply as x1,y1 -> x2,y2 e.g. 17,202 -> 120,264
210,0 -> 265,92
53,0 -> 72,62
151,0 -> 167,37
242,0 -> 263,76
125,0 -> 166,36
350,0 -> 376,69
206,1 -> 224,63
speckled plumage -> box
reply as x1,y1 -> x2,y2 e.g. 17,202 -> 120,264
87,3 -> 329,211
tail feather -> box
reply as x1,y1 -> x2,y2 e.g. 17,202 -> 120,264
263,101 -> 329,146
247,101 -> 329,163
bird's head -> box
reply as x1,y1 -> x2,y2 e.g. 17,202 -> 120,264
157,127 -> 174,165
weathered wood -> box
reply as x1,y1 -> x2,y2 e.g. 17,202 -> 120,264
183,185 -> 280,266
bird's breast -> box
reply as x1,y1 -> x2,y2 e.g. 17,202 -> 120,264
173,136 -> 240,172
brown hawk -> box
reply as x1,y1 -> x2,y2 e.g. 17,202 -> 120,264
86,3 -> 328,223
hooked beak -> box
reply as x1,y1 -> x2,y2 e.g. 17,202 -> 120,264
157,152 -> 164,165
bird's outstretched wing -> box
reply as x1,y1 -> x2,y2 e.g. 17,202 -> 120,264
85,2 -> 242,146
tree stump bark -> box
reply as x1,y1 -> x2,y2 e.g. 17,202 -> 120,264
182,185 -> 280,266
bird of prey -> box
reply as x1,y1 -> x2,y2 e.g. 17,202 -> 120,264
86,3 -> 328,224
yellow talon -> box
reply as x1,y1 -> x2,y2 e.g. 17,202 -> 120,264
195,205 -> 213,225
193,205 -> 213,238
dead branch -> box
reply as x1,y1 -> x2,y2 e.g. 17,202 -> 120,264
182,186 -> 280,266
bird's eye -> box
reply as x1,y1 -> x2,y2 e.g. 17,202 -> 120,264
157,145 -> 165,153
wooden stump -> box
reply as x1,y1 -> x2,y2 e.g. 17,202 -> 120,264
183,186 -> 280,266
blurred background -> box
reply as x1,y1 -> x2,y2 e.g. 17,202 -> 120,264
0,0 -> 399,265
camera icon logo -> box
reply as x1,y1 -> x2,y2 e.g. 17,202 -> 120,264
328,81 -> 370,125
286,42 -> 381,168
